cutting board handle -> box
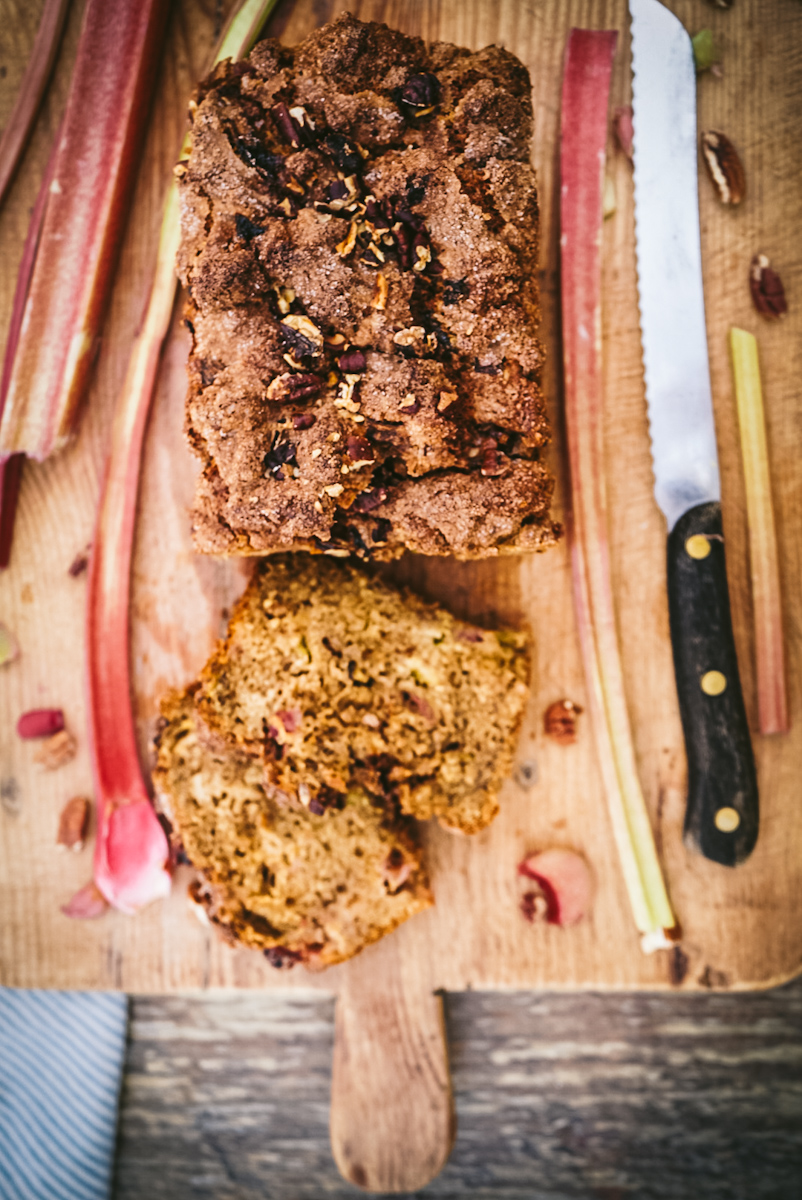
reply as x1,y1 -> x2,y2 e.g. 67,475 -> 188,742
329,940 -> 455,1192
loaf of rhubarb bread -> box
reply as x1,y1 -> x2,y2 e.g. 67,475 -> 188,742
177,12 -> 558,560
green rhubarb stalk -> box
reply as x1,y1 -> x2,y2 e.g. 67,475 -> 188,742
88,0 -> 281,912
729,328 -> 788,736
561,29 -> 677,951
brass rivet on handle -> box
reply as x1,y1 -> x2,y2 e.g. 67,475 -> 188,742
701,670 -> 727,695
715,806 -> 741,833
685,534 -> 711,559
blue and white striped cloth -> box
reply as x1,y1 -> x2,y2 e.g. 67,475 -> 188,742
0,989 -> 128,1200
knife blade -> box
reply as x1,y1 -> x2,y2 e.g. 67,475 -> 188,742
629,0 -> 758,866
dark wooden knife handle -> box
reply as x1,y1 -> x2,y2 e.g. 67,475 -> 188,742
667,501 -> 758,866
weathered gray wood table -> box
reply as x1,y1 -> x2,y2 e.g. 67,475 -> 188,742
113,979 -> 802,1199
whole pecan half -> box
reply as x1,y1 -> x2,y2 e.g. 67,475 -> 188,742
750,254 -> 788,319
700,131 -> 745,205
543,698 -> 583,744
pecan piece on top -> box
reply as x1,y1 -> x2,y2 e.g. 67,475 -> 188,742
266,372 -> 322,403
700,130 -> 745,205
750,254 -> 788,319
400,72 -> 441,116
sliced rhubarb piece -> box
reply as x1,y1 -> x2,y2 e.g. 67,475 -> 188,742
0,0 -> 170,462
61,881 -> 108,920
729,327 -> 788,735
17,708 -> 64,738
519,849 -> 593,926
561,29 -> 677,951
0,0 -> 70,209
87,0 -> 280,914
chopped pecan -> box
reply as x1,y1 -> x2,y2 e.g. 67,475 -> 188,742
371,272 -> 389,309
321,131 -> 364,175
749,254 -> 787,319
336,220 -> 358,258
361,241 -> 386,268
479,442 -> 508,477
543,698 -> 583,744
271,101 -> 309,149
700,131 -> 745,205
57,796 -> 90,851
338,348 -> 367,374
393,326 -> 425,348
266,372 -> 321,403
263,434 -> 297,478
346,435 -> 374,468
281,314 -> 324,357
34,729 -> 77,769
292,412 -> 317,430
399,393 -> 420,414
350,486 -> 388,512
400,72 -> 441,116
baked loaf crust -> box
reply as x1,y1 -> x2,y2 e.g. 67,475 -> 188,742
154,688 -> 433,969
177,12 -> 559,560
194,554 -> 531,835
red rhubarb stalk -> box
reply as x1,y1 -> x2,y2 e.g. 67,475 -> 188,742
560,30 -> 677,951
0,127 -> 60,567
88,0 -> 280,913
0,0 -> 70,209
0,0 -> 170,462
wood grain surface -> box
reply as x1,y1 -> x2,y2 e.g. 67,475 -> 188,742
330,938 -> 454,1191
113,980 -> 802,1199
1,0 -> 801,995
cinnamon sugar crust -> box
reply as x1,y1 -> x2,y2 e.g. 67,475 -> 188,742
177,13 -> 559,560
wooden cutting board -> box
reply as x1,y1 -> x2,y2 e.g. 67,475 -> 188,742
1,0 -> 800,1191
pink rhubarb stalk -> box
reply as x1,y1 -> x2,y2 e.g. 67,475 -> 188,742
0,0 -> 170,463
0,0 -> 70,209
0,127 -> 60,567
88,0 -> 280,913
561,30 -> 677,951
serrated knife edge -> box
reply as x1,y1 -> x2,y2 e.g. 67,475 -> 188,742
629,0 -> 721,531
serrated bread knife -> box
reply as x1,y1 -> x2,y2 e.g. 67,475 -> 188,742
629,0 -> 758,866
